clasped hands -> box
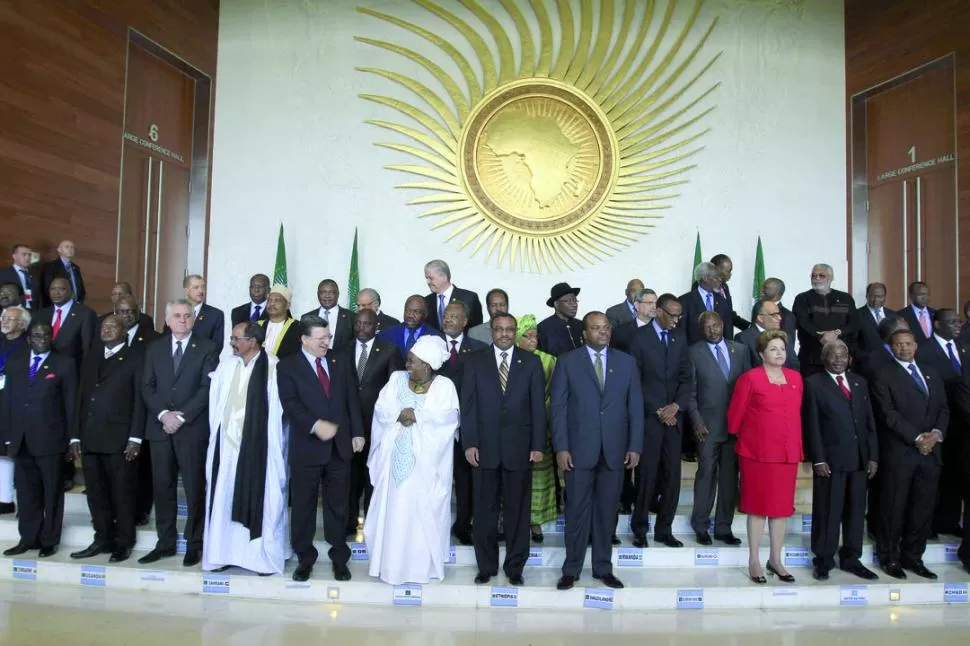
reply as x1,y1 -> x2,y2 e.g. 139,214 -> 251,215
464,447 -> 544,467
160,411 -> 185,434
915,430 -> 942,455
656,403 -> 679,427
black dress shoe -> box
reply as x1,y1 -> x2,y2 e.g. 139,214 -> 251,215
812,567 -> 829,581
38,546 -> 57,558
109,547 -> 133,563
454,531 -> 473,546
695,531 -> 713,546
531,528 -> 544,544
933,525 -> 963,538
901,562 -> 937,580
0,502 -> 15,515
556,574 -> 576,590
292,563 -> 313,582
333,563 -> 351,581
632,535 -> 648,548
474,572 -> 492,584
881,562 -> 907,579
183,549 -> 202,567
657,535 -> 684,548
714,533 -> 743,546
611,534 -> 621,546
70,543 -> 111,559
3,543 -> 35,557
507,573 -> 524,586
766,560 -> 795,583
841,562 -> 878,580
138,547 -> 176,564
136,513 -> 151,527
63,479 -> 74,492
593,573 -> 624,589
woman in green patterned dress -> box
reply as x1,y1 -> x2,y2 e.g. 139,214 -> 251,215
516,314 -> 558,543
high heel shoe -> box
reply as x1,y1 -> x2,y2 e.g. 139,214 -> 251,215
766,560 -> 795,583
748,565 -> 767,585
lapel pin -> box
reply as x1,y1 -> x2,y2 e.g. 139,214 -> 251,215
374,347 -> 380,352
609,368 -> 614,373
516,359 -> 522,364
118,357 -> 124,362
191,343 -> 197,349
43,365 -> 49,370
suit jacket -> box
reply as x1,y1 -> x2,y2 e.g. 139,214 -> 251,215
678,288 -> 734,343
871,360 -> 948,461
721,282 -> 750,333
803,372 -> 878,471
460,346 -> 546,470
855,306 -> 897,362
424,286 -> 484,332
437,335 -> 488,398
610,319 -> 648,354
899,305 -> 936,345
735,325 -> 800,371
231,302 -> 269,326
126,318 -> 160,356
376,312 -> 400,334
550,346 -> 643,470
41,258 -> 86,305
73,344 -> 145,453
916,338 -> 968,458
686,340 -> 751,440
277,351 -> 363,466
376,323 -> 442,359
141,335 -> 219,442
301,305 -> 354,351
628,324 -> 691,418
190,303 -> 225,350
98,312 -> 156,337
778,303 -> 797,341
36,302 -> 96,370
0,264 -> 42,309
1,351 -> 77,456
605,300 -> 636,331
340,337 -> 404,437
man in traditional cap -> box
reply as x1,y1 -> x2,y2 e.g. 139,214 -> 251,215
259,285 -> 301,359
537,283 -> 583,357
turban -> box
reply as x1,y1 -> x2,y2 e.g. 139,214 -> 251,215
409,335 -> 449,371
516,313 -> 538,343
269,284 -> 292,303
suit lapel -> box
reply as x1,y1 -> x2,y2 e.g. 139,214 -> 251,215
174,338 -> 200,379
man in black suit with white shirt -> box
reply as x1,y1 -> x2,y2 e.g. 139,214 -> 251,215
174,275 -> 225,350
230,274 -> 270,326
40,240 -> 86,307
856,282 -> 896,363
303,279 -> 354,352
423,259 -> 483,332
679,262 -> 733,344
36,277 -> 96,373
899,281 -> 935,345
0,244 -> 42,310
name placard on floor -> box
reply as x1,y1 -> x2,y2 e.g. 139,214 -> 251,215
616,547 -> 643,567
393,584 -> 422,606
12,560 -> 36,581
202,574 -> 230,594
676,588 -> 704,610
944,583 -> 968,604
840,585 -> 868,606
490,586 -> 518,607
583,587 -> 614,610
80,565 -> 106,587
695,548 -> 719,567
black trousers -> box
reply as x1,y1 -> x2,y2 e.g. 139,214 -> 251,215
347,449 -> 373,532
865,467 -> 881,537
690,435 -> 738,535
632,422 -> 681,538
472,466 -> 531,578
933,435 -> 965,533
958,469 -> 970,567
135,441 -> 154,519
290,456 -> 351,567
83,451 -> 137,549
562,458 -> 623,577
811,469 -> 867,571
150,432 -> 207,552
877,451 -> 940,565
14,449 -> 64,549
452,440 -> 474,534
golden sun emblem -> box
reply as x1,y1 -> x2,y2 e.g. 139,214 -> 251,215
357,0 -> 719,271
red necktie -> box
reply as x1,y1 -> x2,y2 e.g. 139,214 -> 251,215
316,357 -> 331,399
837,375 -> 852,400
52,308 -> 63,339
449,340 -> 458,368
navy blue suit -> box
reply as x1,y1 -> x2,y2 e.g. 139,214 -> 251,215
551,346 -> 643,578
376,323 -> 442,359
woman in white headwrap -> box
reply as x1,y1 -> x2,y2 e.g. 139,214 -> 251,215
364,335 -> 459,584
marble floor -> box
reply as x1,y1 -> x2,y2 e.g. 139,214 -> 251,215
0,580 -> 968,646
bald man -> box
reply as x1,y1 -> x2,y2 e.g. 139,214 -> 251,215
606,279 -> 644,330
41,240 -> 86,307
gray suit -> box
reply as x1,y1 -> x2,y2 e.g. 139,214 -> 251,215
605,301 -> 635,331
467,321 -> 492,345
685,340 -> 751,535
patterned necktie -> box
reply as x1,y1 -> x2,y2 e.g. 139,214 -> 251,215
499,351 -> 509,393
919,309 -> 931,338
594,352 -> 604,390
316,357 -> 331,398
357,341 -> 368,380
438,294 -> 445,326
875,308 -> 884,323
52,307 -> 63,339
252,305 -> 261,321
705,293 -> 713,312
837,375 -> 852,400
908,364 -> 928,396
948,342 -> 962,375
28,356 -> 41,383
173,340 -> 183,373
715,344 -> 730,379
449,340 -> 458,368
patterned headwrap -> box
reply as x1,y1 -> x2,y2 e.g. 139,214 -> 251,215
516,313 -> 538,343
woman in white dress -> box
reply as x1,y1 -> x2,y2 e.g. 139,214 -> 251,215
364,336 -> 459,585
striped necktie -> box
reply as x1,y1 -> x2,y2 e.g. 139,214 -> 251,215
499,352 -> 509,393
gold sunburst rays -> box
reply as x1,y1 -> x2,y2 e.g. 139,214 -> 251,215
356,0 -> 719,271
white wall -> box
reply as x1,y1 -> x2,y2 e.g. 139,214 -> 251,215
207,0 -> 846,323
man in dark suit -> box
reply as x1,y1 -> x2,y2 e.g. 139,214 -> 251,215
611,288 -> 657,355
168,275 -> 225,350
343,308 -> 403,535
804,340 -> 879,581
1,322 -> 76,557
855,282 -> 895,364
792,263 -> 859,376
899,281 -> 934,345
760,277 -> 796,341
915,309 -> 967,538
679,262 -> 733,343
0,283 -> 22,311
686,312 -> 750,546
303,279 -> 354,351
423,259 -> 483,332
40,240 -> 86,306
871,329 -> 948,580
36,277 -> 96,373
537,282 -> 583,356
68,315 -> 144,563
551,312 -> 642,590
736,300 -> 800,371
377,295 -> 441,359
355,287 -> 400,333
461,313 -> 545,585
953,367 -> 970,573
98,287 -> 156,337
605,279 -> 643,331
139,298 -> 219,567
438,302 -> 488,545
710,254 -> 750,334
230,273 -> 270,326
277,315 -> 364,582
628,294 -> 691,548
0,244 -> 42,310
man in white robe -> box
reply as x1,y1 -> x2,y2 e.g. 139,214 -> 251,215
203,322 -> 291,575
364,335 -> 459,584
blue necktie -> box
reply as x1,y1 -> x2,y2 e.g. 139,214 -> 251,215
715,344 -> 730,378
28,356 -> 41,383
947,342 -> 962,376
438,294 -> 445,326
908,364 -> 928,396
660,330 -> 668,346
705,293 -> 713,311
251,305 -> 261,321
406,328 -> 416,352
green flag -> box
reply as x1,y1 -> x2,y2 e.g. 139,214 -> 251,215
691,231 -> 702,281
752,236 -> 766,302
273,224 -> 288,287
347,227 -> 359,311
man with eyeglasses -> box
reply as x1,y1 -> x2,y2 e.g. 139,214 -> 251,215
537,282 -> 583,357
355,288 -> 400,333
792,263 -> 858,377
612,288 -> 657,354
736,300 -> 800,370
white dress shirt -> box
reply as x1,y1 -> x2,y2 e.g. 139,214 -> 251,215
317,306 -> 340,341
51,300 -> 74,325
250,301 -> 267,319
126,324 -> 139,346
933,334 -> 961,366
445,333 -> 464,355
355,337 -> 375,367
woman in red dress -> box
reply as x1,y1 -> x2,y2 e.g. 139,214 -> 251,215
728,329 -> 804,584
